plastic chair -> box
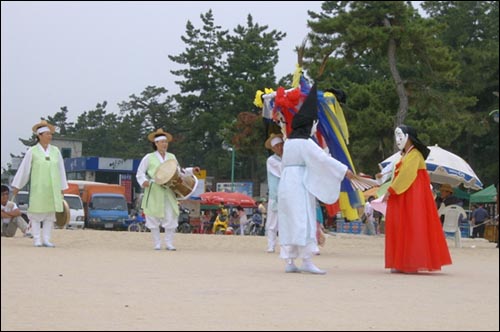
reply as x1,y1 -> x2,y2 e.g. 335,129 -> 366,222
440,204 -> 467,248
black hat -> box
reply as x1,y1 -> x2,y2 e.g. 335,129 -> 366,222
324,88 -> 347,104
291,84 -> 318,130
398,124 -> 430,159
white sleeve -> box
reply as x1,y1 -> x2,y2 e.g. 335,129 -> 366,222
11,149 -> 34,190
267,156 -> 281,178
136,154 -> 150,187
57,149 -> 68,190
183,167 -> 195,176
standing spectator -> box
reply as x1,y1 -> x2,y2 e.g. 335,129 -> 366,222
471,203 -> 489,239
1,185 -> 31,238
264,133 -> 284,252
237,206 -> 248,236
228,208 -> 239,231
278,84 -> 354,274
383,125 -> 451,273
362,196 -> 377,236
136,128 -> 199,250
258,198 -> 267,224
200,210 -> 211,233
11,120 -> 68,247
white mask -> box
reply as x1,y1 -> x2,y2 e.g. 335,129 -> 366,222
310,120 -> 319,137
394,127 -> 408,151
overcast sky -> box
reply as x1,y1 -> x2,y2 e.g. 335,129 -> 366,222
1,1 -> 324,169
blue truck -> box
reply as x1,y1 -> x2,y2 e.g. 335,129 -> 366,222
81,184 -> 129,230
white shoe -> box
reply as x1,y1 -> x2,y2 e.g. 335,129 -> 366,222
266,248 -> 275,253
154,244 -> 161,250
43,242 -> 56,248
285,263 -> 300,273
34,242 -> 42,247
300,262 -> 326,275
166,245 -> 176,251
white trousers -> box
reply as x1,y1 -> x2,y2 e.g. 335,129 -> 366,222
279,242 -> 316,260
28,212 -> 55,246
149,226 -> 176,249
266,203 -> 279,250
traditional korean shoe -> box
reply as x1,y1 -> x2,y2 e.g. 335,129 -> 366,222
43,242 -> 55,248
166,245 -> 176,251
266,248 -> 275,253
300,262 -> 326,275
154,244 -> 161,250
285,263 -> 300,273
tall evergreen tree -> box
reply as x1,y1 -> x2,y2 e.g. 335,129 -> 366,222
422,1 -> 499,186
219,14 -> 286,185
117,85 -> 177,158
72,102 -> 121,158
305,1 -> 476,176
168,10 -> 230,178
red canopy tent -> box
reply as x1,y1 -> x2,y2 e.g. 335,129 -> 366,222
199,192 -> 257,208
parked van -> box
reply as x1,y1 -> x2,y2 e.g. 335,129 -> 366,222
64,194 -> 85,229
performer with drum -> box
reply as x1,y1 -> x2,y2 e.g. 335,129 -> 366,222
11,120 -> 68,248
136,128 -> 200,251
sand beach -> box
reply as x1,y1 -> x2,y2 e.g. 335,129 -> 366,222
1,229 -> 498,331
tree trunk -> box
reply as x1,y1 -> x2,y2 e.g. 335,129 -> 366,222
384,17 -> 408,129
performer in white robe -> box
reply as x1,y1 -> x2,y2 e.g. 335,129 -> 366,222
11,120 -> 68,247
264,133 -> 284,253
278,85 -> 354,274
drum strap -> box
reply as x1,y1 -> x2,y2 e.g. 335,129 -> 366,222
144,178 -> 154,208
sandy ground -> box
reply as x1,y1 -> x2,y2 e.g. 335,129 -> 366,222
1,229 -> 498,331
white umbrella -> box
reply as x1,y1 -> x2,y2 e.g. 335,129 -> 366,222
379,145 -> 483,190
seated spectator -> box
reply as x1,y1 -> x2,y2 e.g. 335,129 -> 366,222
435,183 -> 463,225
1,185 -> 32,238
212,209 -> 229,234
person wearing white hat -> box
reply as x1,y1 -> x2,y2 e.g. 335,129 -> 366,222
264,133 -> 284,253
136,129 -> 199,251
11,120 -> 68,247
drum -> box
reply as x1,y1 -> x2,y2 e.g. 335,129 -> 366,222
55,200 -> 70,227
154,159 -> 198,199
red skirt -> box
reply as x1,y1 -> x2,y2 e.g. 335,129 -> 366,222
385,170 -> 452,272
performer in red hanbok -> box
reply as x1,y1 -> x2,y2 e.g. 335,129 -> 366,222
383,125 -> 452,273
